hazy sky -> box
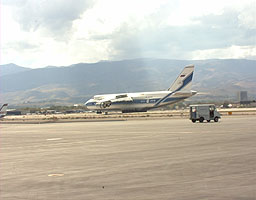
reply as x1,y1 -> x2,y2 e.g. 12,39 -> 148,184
1,0 -> 255,68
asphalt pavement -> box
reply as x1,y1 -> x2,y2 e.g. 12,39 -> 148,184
0,116 -> 255,200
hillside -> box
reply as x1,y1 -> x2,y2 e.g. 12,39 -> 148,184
0,63 -> 30,76
0,59 -> 255,106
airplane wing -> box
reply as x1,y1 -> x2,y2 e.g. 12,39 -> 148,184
97,94 -> 133,108
110,96 -> 133,103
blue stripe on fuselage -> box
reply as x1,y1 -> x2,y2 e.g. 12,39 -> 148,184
85,97 -> 186,109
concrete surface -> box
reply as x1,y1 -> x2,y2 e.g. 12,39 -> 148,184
1,107 -> 256,124
0,116 -> 256,200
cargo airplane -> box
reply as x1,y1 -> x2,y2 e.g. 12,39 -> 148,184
0,104 -> 8,118
85,65 -> 196,113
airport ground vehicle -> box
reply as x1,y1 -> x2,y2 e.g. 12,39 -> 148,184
189,104 -> 221,123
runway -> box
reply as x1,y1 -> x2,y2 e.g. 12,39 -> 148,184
0,116 -> 256,200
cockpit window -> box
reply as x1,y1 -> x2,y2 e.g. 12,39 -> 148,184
94,96 -> 103,100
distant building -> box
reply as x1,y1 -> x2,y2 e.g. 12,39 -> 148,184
238,91 -> 248,103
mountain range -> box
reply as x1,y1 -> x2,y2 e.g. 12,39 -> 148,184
1,59 -> 256,106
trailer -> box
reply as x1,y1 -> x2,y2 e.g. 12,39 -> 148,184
189,104 -> 221,123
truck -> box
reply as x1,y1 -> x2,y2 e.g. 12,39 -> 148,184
189,104 -> 221,123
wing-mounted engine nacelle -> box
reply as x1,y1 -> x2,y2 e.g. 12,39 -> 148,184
96,101 -> 112,109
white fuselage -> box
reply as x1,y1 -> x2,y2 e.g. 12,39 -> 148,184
85,90 -> 196,112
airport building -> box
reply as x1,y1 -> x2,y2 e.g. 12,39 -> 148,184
237,91 -> 256,106
237,91 -> 251,105
238,91 -> 248,102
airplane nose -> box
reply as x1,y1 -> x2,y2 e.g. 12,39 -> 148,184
84,101 -> 90,108
85,100 -> 94,108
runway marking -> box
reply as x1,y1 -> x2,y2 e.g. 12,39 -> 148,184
46,138 -> 63,141
48,173 -> 64,177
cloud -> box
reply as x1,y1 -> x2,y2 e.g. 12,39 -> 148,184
238,2 -> 256,29
2,0 -> 27,6
1,0 -> 255,68
4,41 -> 39,51
5,0 -> 95,39
107,8 -> 256,60
190,45 -> 256,60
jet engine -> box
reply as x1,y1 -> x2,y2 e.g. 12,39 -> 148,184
96,101 -> 112,109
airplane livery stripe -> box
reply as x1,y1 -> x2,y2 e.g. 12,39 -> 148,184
86,97 -> 186,107
154,72 -> 193,107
